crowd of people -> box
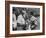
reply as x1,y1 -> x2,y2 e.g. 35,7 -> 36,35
12,7 -> 38,31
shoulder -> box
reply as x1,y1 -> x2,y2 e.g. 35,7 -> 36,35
18,14 -> 22,17
31,16 -> 36,19
31,16 -> 37,21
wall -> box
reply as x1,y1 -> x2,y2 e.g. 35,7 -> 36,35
0,0 -> 46,38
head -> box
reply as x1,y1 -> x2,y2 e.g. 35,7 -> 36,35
31,12 -> 34,16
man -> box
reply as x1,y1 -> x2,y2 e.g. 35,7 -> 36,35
30,12 -> 38,30
16,10 -> 26,30
12,13 -> 17,30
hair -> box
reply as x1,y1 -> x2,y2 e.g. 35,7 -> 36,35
30,12 -> 34,15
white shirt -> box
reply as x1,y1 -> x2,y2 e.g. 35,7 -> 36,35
30,16 -> 38,25
12,14 -> 17,28
17,14 -> 25,25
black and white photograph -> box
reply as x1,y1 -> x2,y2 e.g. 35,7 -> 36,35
12,7 -> 40,31
10,4 -> 43,34
5,1 -> 45,37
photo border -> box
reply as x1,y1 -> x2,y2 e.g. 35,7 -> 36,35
10,4 -> 42,34
5,1 -> 45,37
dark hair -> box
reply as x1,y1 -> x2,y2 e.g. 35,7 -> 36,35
30,12 -> 34,15
13,7 -> 16,14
